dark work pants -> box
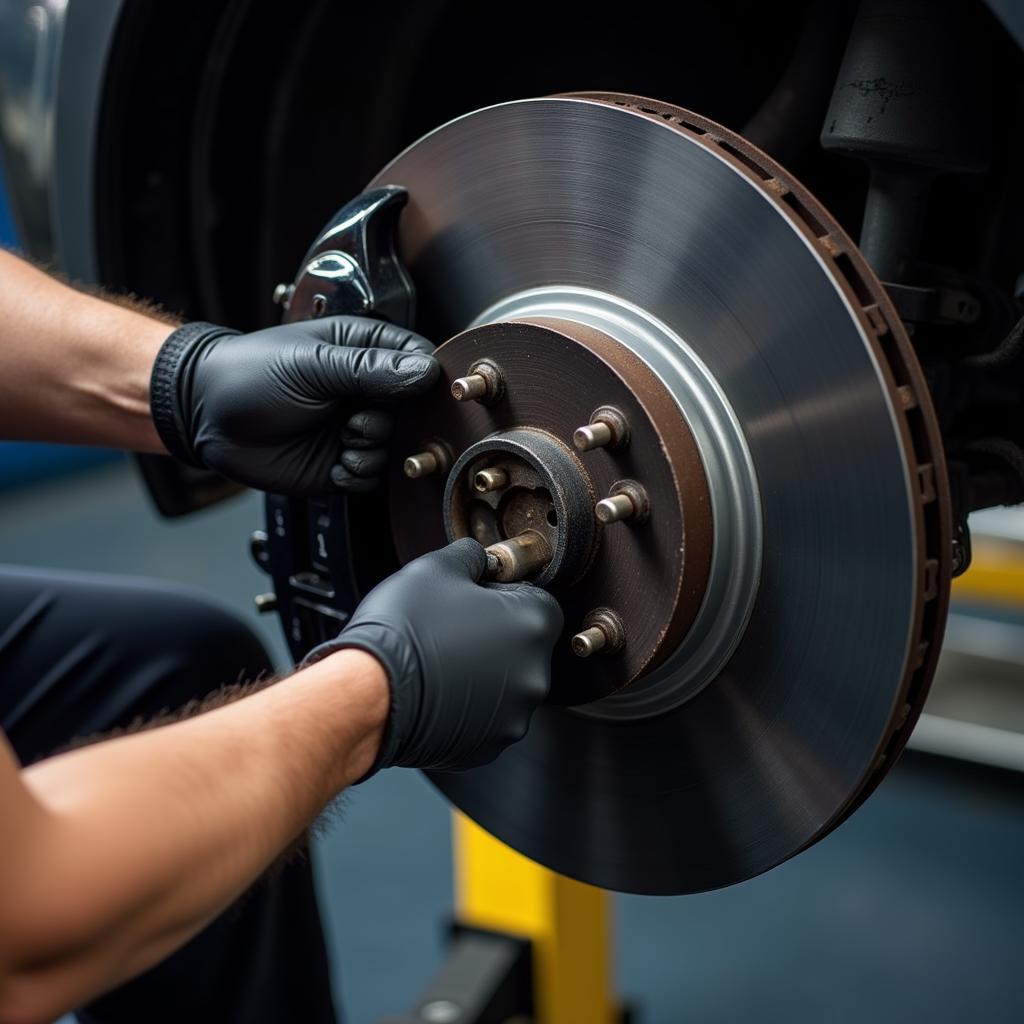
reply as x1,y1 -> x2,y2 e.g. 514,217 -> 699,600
0,565 -> 337,1024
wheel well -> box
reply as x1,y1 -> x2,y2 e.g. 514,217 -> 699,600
95,0 -> 818,327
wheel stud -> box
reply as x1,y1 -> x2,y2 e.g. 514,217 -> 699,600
573,406 -> 629,451
571,626 -> 607,657
571,608 -> 625,657
595,493 -> 636,524
451,360 -> 504,404
451,373 -> 488,402
403,441 -> 451,479
404,451 -> 439,478
595,480 -> 649,525
483,531 -> 552,582
474,467 -> 509,493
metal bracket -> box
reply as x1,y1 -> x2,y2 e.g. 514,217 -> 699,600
261,186 -> 417,660
279,185 -> 415,326
377,926 -> 532,1024
884,280 -> 982,327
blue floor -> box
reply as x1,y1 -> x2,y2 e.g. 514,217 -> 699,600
1,462 -> 1021,1023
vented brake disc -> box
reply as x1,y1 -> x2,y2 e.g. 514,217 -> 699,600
366,94 -> 950,894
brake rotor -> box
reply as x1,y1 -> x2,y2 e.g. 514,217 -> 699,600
371,94 -> 951,894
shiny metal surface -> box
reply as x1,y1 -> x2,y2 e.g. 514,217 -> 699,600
370,97 -> 943,893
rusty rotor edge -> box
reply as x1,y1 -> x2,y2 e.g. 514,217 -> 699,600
561,91 -> 951,834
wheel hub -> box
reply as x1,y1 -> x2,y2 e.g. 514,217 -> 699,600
392,315 -> 716,702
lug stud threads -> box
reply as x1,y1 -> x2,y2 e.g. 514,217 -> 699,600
571,607 -> 625,658
595,480 -> 649,525
483,530 -> 552,583
451,359 -> 505,405
403,441 -> 452,480
573,406 -> 629,452
474,467 -> 509,493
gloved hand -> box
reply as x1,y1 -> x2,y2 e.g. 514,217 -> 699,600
149,316 -> 438,495
305,538 -> 564,776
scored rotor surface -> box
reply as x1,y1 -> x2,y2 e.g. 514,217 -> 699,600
369,94 -> 950,894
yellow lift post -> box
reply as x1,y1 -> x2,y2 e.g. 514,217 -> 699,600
453,814 -> 618,1023
952,533 -> 1024,606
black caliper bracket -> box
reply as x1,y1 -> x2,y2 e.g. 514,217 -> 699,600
251,186 -> 416,660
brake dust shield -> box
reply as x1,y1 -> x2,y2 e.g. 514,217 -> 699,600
370,94 -> 950,894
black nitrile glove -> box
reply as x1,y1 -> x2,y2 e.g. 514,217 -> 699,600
150,316 -> 438,496
304,538 -> 564,777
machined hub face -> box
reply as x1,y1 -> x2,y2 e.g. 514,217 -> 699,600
373,93 -> 951,894
391,317 -> 715,703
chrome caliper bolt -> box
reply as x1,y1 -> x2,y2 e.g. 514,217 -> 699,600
595,480 -> 649,525
573,406 -> 629,452
451,359 -> 505,404
571,608 -> 625,658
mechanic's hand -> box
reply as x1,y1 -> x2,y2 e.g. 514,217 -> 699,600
305,538 -> 564,777
149,316 -> 439,495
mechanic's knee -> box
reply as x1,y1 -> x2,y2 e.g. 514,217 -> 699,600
143,584 -> 276,694
72,574 -> 278,716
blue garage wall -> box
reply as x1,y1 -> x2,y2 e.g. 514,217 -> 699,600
0,154 -> 120,489
0,154 -> 14,245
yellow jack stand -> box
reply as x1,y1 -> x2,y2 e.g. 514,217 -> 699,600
453,813 -> 618,1024
952,533 -> 1024,605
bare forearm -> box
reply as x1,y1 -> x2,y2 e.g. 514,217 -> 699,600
0,249 -> 174,452
0,650 -> 386,1020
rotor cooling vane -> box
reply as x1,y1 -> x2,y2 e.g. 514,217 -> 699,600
278,94 -> 951,894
